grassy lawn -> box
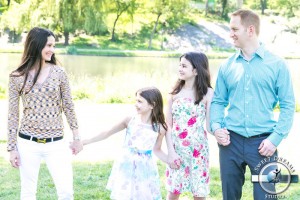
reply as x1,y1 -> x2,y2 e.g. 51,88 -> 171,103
1,156 -> 299,200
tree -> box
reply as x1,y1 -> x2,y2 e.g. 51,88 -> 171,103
271,0 -> 300,17
147,0 -> 189,49
221,0 -> 227,18
80,0 -> 108,35
58,0 -> 82,45
147,0 -> 166,49
260,0 -> 267,15
108,0 -> 134,41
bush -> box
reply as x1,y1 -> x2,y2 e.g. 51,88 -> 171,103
66,46 -> 78,55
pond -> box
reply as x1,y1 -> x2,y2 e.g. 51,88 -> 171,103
0,53 -> 299,103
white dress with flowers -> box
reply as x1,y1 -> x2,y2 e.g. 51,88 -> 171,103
166,98 -> 209,197
106,116 -> 162,200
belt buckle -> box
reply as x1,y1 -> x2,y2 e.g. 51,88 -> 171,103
37,138 -> 46,144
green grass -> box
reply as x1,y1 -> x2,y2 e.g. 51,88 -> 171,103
1,157 -> 299,200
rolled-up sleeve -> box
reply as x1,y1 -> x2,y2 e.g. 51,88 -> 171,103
210,67 -> 229,133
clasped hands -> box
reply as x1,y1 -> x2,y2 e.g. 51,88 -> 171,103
214,128 -> 231,146
214,128 -> 277,157
168,151 -> 182,170
69,140 -> 83,155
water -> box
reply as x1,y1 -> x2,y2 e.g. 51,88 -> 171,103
0,53 -> 222,83
0,53 -> 299,101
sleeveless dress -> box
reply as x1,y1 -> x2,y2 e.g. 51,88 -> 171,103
166,98 -> 210,197
106,117 -> 162,200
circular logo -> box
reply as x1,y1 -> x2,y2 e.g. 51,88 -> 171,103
259,162 -> 291,194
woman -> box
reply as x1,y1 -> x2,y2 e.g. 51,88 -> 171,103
7,27 -> 82,200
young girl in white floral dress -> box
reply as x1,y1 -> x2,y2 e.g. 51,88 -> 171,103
165,52 -> 214,200
81,87 -> 171,200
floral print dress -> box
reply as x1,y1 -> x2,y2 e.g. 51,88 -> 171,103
107,116 -> 162,200
166,98 -> 209,197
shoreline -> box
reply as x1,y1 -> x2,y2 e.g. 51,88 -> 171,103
1,47 -> 300,59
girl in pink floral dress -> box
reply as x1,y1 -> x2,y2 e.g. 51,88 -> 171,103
165,52 -> 214,200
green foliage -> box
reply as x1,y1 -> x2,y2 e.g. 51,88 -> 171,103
0,0 -> 299,54
66,46 -> 78,55
72,90 -> 90,100
81,0 -> 108,35
0,85 -> 6,99
269,0 -> 300,18
0,6 -> 7,13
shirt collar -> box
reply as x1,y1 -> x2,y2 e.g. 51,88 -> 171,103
235,43 -> 265,60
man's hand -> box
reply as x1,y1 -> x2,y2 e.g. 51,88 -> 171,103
258,139 -> 277,157
69,140 -> 83,155
9,150 -> 21,168
214,128 -> 230,146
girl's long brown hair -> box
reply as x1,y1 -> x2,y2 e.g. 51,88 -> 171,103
10,27 -> 57,94
136,87 -> 167,132
171,52 -> 211,104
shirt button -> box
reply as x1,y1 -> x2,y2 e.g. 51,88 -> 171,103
246,115 -> 249,117
245,88 -> 249,90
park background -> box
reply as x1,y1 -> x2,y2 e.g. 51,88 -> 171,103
0,0 -> 300,199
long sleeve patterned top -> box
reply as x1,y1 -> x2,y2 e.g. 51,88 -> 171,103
7,65 -> 78,151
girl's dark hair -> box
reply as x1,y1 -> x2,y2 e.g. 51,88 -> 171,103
171,52 -> 211,104
136,87 -> 167,132
10,27 -> 57,94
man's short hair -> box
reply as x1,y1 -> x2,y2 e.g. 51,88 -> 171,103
232,9 -> 260,35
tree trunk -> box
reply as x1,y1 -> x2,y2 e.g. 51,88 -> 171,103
64,31 -> 69,46
260,0 -> 267,15
221,0 -> 227,18
148,13 -> 161,49
111,14 -> 120,41
205,0 -> 209,16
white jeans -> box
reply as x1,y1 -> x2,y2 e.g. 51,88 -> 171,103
18,137 -> 73,200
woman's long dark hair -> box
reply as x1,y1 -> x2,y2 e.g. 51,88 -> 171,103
136,87 -> 168,132
10,27 -> 57,94
171,52 -> 211,104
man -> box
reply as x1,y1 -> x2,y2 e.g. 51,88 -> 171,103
210,9 -> 295,200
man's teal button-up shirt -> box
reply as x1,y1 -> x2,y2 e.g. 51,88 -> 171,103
210,45 -> 295,146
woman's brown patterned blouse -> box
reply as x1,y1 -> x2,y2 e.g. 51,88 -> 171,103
7,65 -> 78,151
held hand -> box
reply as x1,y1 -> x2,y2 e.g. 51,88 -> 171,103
9,150 -> 21,168
258,139 -> 277,157
69,140 -> 83,155
167,151 -> 182,170
214,128 -> 230,146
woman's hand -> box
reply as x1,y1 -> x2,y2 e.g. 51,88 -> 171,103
69,140 -> 83,155
9,150 -> 21,168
